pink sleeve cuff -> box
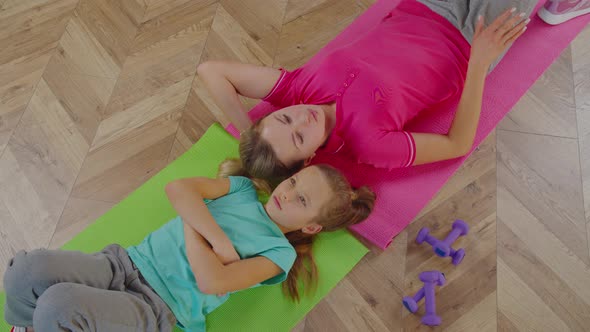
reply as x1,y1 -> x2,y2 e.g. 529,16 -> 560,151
262,68 -> 287,101
403,131 -> 416,167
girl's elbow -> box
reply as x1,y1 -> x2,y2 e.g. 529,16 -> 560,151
196,278 -> 223,295
197,282 -> 216,295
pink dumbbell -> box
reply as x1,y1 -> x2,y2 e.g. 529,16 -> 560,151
416,220 -> 469,265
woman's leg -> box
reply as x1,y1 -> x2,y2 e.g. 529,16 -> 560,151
33,282 -> 163,332
3,248 -> 116,327
418,0 -> 538,71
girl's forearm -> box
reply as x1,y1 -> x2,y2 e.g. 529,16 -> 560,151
166,186 -> 231,249
447,62 -> 488,153
183,224 -> 225,294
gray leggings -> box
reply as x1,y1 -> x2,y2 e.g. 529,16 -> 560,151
3,244 -> 176,332
419,0 -> 539,70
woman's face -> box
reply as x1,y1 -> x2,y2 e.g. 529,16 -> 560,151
264,166 -> 332,234
259,104 -> 329,167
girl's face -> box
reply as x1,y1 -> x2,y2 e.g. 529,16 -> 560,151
259,104 -> 329,168
264,166 -> 332,234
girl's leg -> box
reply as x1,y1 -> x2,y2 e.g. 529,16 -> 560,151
3,248 -> 116,327
417,0 -> 538,71
33,282 -> 163,332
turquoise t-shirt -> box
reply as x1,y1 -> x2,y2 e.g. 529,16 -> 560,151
127,176 -> 297,331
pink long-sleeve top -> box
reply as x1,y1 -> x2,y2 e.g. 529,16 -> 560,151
262,0 -> 471,170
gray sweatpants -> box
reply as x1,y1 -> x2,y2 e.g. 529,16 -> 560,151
419,0 -> 539,71
3,244 -> 177,332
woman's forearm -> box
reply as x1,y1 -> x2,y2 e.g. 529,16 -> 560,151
447,62 -> 488,154
198,66 -> 253,132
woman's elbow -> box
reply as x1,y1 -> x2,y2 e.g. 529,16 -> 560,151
197,61 -> 224,78
455,142 -> 473,157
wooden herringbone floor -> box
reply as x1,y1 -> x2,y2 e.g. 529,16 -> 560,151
1,0 -> 589,331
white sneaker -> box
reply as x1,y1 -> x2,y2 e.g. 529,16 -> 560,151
538,0 -> 590,25
10,327 -> 26,332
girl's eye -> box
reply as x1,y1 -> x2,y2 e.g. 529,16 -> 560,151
283,115 -> 291,124
296,132 -> 304,144
290,178 -> 296,186
299,195 -> 306,206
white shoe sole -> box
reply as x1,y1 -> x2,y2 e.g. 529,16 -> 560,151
538,6 -> 590,25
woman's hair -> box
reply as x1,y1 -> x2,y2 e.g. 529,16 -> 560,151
239,119 -> 305,183
284,165 -> 375,301
217,158 -> 272,194
217,160 -> 375,302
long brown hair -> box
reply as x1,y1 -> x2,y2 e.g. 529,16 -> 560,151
283,165 -> 375,301
239,119 -> 304,184
217,158 -> 272,194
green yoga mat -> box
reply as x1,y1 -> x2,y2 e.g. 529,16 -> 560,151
1,123 -> 368,331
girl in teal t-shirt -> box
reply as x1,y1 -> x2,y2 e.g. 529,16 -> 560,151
5,162 -> 375,332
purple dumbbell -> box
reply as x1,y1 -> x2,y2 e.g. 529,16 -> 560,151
416,220 -> 469,265
402,271 -> 446,326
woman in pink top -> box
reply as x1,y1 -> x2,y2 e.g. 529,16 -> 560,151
198,0 -> 535,181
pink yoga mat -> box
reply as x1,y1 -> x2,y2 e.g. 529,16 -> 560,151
225,0 -> 590,249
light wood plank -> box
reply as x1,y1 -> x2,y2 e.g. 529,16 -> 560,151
325,278 -> 392,332
275,0 -> 361,68
0,0 -> 78,155
0,0 -> 78,64
0,147 -> 57,250
0,49 -> 53,154
206,4 -> 274,66
0,198 -> 21,288
498,219 -> 590,331
358,0 -> 377,11
220,0 -> 288,57
498,258 -> 570,332
572,25 -> 590,259
72,81 -> 186,201
27,79 -> 89,172
75,0 -> 141,69
342,231 -> 407,331
403,252 -> 497,330
51,10 -> 122,78
445,292 -> 497,332
498,185 -> 590,305
499,47 -> 577,138
43,56 -> 116,144
175,77 -> 219,147
406,170 -> 496,277
284,0 -> 329,23
49,197 -> 114,249
498,130 -> 588,264
417,131 -> 496,219
142,0 -> 213,23
300,299 -> 350,332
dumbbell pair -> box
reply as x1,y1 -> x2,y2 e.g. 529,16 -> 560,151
403,220 -> 469,326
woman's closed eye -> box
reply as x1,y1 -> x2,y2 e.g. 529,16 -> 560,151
296,132 -> 304,145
